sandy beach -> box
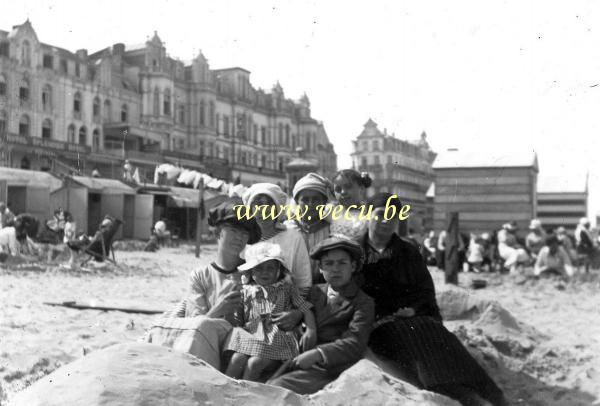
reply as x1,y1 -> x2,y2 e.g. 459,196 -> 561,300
1,243 -> 599,405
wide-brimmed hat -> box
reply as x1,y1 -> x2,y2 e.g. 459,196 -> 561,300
242,183 -> 288,208
238,242 -> 287,272
309,234 -> 364,269
208,197 -> 261,244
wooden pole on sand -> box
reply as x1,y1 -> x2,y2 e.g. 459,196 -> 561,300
195,178 -> 205,258
444,212 -> 460,285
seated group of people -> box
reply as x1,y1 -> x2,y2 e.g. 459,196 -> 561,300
144,170 -> 506,406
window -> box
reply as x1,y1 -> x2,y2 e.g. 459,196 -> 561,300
68,124 -> 76,143
153,87 -> 160,116
60,59 -> 68,74
361,157 -> 367,168
92,129 -> 101,151
372,140 -> 379,151
19,115 -> 30,136
261,126 -> 266,145
199,100 -> 205,126
278,123 -> 283,145
199,141 -> 205,156
178,105 -> 185,125
75,63 -> 80,78
163,89 -> 171,116
78,126 -> 87,145
42,85 -> 52,112
103,99 -> 111,122
43,54 -> 53,69
278,158 -> 283,171
216,113 -> 221,135
19,79 -> 29,106
253,124 -> 258,144
0,42 -> 9,58
93,97 -> 100,118
121,104 -> 128,122
0,111 -> 7,135
223,115 -> 229,136
374,155 -> 380,165
42,119 -> 52,139
0,74 -> 6,96
209,101 -> 215,127
223,147 -> 229,161
285,125 -> 290,147
261,155 -> 266,168
21,41 -> 31,66
73,92 -> 82,117
387,155 -> 393,164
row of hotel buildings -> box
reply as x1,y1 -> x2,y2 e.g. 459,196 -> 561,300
0,20 -> 337,186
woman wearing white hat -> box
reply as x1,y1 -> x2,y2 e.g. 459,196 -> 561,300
497,222 -> 530,273
525,219 -> 546,259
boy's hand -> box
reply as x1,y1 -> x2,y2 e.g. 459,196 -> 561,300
292,349 -> 322,370
299,328 -> 317,352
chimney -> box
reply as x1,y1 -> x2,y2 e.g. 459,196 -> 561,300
76,49 -> 88,59
112,43 -> 125,56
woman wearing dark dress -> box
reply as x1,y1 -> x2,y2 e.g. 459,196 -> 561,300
359,193 -> 506,406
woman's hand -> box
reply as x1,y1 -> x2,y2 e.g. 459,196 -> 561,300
394,307 -> 416,318
271,309 -> 303,331
299,328 -> 317,352
292,349 -> 322,370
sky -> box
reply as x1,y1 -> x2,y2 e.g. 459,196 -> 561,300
2,0 -> 600,218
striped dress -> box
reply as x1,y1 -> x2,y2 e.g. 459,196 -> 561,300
225,280 -> 312,360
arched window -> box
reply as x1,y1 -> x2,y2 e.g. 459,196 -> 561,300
0,110 -> 7,134
78,126 -> 87,145
199,100 -> 205,126
67,124 -> 76,143
19,78 -> 29,106
93,97 -> 101,119
19,114 -> 30,136
21,40 -> 31,66
121,104 -> 128,122
209,101 -> 215,127
92,129 -> 101,151
41,118 -> 52,139
73,92 -> 82,116
0,74 -> 7,96
20,156 -> 30,169
103,99 -> 111,122
153,87 -> 160,116
163,89 -> 171,116
42,84 -> 52,112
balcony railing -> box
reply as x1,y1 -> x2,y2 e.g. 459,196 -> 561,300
4,132 -> 89,154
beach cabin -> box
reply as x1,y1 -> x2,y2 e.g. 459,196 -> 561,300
432,150 -> 538,234
536,174 -> 588,232
0,167 -> 63,221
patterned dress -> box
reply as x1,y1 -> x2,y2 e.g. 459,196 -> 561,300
225,280 -> 312,360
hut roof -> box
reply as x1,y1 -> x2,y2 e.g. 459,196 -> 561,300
537,174 -> 587,194
71,176 -> 136,195
433,150 -> 538,171
0,167 -> 63,193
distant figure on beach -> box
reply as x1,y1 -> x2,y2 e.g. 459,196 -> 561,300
422,230 -> 437,265
224,242 -> 316,382
534,234 -> 574,278
0,202 -> 15,229
91,167 -> 101,178
574,217 -> 597,271
123,160 -> 133,181
436,229 -> 446,270
0,213 -> 40,262
556,226 -> 577,262
497,222 -> 529,273
153,218 -> 171,245
526,219 -> 546,259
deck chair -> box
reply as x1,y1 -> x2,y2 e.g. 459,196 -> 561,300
80,217 -> 123,266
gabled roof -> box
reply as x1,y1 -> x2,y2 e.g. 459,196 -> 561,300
433,149 -> 539,171
0,167 -> 63,193
537,174 -> 587,194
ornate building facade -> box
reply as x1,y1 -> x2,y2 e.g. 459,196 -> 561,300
351,119 -> 436,231
0,21 -> 337,185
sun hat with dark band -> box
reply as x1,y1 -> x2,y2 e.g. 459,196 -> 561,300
309,234 -> 364,268
208,197 -> 261,244
238,241 -> 287,272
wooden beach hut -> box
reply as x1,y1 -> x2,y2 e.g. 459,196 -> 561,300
432,150 -> 538,234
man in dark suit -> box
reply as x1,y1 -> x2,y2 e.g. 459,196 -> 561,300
267,236 -> 375,394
